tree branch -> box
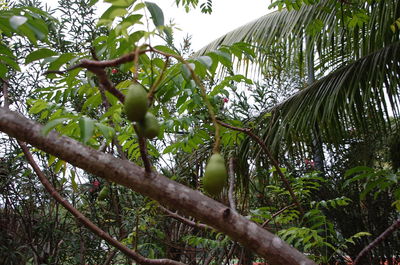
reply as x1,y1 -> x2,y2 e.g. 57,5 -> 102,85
228,157 -> 237,213
217,120 -> 304,215
159,205 -> 211,231
353,218 -> 400,265
18,141 -> 184,265
0,107 -> 316,265
262,204 -> 296,228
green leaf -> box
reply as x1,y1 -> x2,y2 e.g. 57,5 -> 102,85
133,2 -> 146,11
29,100 -> 48,114
70,171 -> 78,192
79,117 -> 95,144
88,0 -> 99,6
344,166 -> 372,177
54,159 -> 65,174
96,123 -> 115,140
48,155 -> 57,166
105,0 -> 135,8
181,63 -> 195,81
0,64 -> 6,78
145,2 -> 164,27
153,45 -> 179,56
41,118 -> 69,136
98,6 -> 128,25
196,56 -> 212,69
25,48 -> 57,64
47,53 -> 75,71
0,44 -> 14,57
0,55 -> 20,71
9,16 -> 28,30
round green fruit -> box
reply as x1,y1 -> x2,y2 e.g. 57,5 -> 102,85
124,83 -> 148,122
202,153 -> 228,196
137,112 -> 160,139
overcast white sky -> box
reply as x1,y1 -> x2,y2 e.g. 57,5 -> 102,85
44,0 -> 271,51
149,0 -> 270,50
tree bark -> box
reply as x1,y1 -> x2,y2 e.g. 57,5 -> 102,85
0,107 -> 316,265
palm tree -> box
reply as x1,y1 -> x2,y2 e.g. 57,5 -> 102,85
196,0 -> 399,149
195,0 -> 400,262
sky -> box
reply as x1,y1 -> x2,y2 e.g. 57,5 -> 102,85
148,0 -> 271,51
43,0 -> 272,51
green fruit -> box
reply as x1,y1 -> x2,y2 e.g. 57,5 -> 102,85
97,186 -> 109,201
137,112 -> 160,139
202,153 -> 228,195
124,83 -> 148,122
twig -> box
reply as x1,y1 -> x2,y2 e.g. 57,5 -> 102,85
203,247 -> 218,265
217,120 -> 304,216
44,49 -> 151,76
90,47 -> 100,61
102,250 -> 117,265
224,243 -> 237,265
87,66 -> 125,103
1,78 -> 9,108
262,204 -> 295,228
159,205 -> 211,231
134,124 -> 152,173
227,157 -> 237,213
353,218 -> 400,265
18,141 -> 185,265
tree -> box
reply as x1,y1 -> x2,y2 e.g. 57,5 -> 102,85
0,1 -> 317,264
0,0 -> 399,265
195,0 -> 400,263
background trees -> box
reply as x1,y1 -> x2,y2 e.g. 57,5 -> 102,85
0,0 -> 399,265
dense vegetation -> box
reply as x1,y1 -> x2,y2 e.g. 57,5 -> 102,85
0,0 -> 399,264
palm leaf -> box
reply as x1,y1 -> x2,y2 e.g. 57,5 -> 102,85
195,0 -> 400,79
263,41 -> 400,150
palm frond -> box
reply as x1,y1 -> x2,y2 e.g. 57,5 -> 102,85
195,1 -> 400,79
263,41 -> 400,149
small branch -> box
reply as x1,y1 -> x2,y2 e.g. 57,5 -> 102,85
217,120 -> 304,216
262,204 -> 295,228
98,83 -> 111,110
133,46 -> 141,80
134,124 -> 153,173
1,78 -> 9,108
203,247 -> 218,265
87,66 -> 125,103
224,243 -> 237,265
90,47 -> 100,61
44,49 -> 151,76
353,218 -> 400,265
159,205 -> 211,231
18,141 -> 185,265
102,250 -> 117,265
227,157 -> 237,213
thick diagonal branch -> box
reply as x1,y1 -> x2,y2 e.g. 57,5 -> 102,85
354,218 -> 400,265
18,141 -> 184,265
0,107 -> 316,265
159,205 -> 211,231
217,120 -> 304,215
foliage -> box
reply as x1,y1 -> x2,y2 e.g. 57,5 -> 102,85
0,0 -> 399,264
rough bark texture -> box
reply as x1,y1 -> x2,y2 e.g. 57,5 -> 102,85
0,107 -> 316,265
